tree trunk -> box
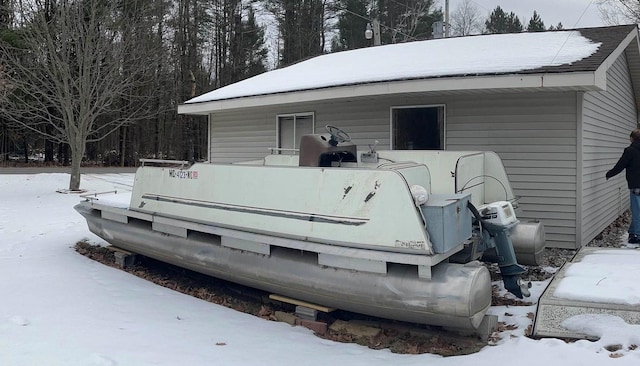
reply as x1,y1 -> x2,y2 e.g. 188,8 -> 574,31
119,125 -> 127,167
58,142 -> 70,165
44,139 -> 54,162
69,153 -> 82,191
68,133 -> 86,191
22,134 -> 28,163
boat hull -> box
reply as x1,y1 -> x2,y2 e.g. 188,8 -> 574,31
130,162 -> 436,254
77,204 -> 492,330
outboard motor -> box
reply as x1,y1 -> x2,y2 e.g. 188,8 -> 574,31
469,201 -> 532,298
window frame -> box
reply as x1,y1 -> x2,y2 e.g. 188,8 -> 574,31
389,104 -> 446,150
275,112 -> 316,153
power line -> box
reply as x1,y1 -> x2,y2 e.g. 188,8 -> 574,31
570,0 -> 596,28
468,0 -> 491,13
334,3 -> 419,42
549,0 -> 595,66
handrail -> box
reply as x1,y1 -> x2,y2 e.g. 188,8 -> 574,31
139,159 -> 191,168
80,190 -> 118,201
268,147 -> 300,155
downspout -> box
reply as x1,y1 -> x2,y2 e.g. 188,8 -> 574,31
576,92 -> 584,248
207,114 -> 212,162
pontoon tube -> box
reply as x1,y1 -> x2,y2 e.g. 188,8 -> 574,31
77,205 -> 492,329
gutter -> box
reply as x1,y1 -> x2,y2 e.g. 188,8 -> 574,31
178,72 -> 603,115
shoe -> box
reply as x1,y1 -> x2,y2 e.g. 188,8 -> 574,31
629,235 -> 640,244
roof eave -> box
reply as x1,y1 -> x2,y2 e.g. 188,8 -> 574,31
620,29 -> 640,113
177,73 -> 604,115
591,26 -> 640,111
594,27 -> 638,75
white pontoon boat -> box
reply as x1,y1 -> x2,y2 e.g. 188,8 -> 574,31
76,125 -> 545,331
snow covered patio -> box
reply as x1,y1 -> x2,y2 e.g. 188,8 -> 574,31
533,247 -> 640,339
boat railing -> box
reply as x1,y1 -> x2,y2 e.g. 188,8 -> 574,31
80,190 -> 118,201
139,159 -> 192,168
268,147 -> 299,155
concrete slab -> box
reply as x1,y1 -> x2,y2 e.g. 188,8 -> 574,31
532,247 -> 640,339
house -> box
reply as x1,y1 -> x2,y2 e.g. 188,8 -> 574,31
178,25 -> 640,249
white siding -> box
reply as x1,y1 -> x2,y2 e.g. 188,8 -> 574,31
445,92 -> 579,248
209,102 -> 393,162
582,53 -> 638,245
209,108 -> 278,163
209,92 -> 582,248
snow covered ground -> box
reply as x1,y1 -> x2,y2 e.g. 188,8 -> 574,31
1,172 -> 640,365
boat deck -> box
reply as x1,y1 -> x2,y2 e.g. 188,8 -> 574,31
532,246 -> 640,339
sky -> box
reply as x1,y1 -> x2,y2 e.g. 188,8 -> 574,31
1,171 -> 640,365
465,0 -> 606,28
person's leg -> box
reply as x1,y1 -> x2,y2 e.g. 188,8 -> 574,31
629,190 -> 640,242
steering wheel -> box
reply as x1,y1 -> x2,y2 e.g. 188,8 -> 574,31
325,125 -> 352,144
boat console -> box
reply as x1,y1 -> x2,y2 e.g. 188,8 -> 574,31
298,125 -> 357,167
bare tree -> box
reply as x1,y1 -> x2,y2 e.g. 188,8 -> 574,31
375,0 -> 441,43
597,0 -> 640,24
450,0 -> 483,36
0,0 -> 13,28
0,0 -> 157,190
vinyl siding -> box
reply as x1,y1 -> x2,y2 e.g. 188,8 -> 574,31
209,102 -> 393,162
209,108 -> 278,163
582,53 -> 638,245
208,91 -> 581,248
445,92 -> 579,248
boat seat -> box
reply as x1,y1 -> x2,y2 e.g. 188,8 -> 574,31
298,134 -> 357,167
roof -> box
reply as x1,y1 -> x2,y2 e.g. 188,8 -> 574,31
179,25 -> 640,115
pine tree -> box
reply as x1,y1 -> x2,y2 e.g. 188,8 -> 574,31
548,22 -> 564,30
485,6 -> 523,34
527,11 -> 545,31
331,0 -> 370,51
266,0 -> 326,67
224,6 -> 268,84
241,8 -> 268,78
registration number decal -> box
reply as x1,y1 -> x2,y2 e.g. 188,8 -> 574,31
394,240 -> 426,250
168,169 -> 199,179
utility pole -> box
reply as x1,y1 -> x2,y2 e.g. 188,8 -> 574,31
445,0 -> 450,37
372,18 -> 381,46
365,19 -> 381,46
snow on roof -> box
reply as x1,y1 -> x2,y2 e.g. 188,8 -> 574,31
186,30 -> 601,104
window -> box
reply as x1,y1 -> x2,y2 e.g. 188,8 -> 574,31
277,113 -> 314,154
391,106 -> 445,150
